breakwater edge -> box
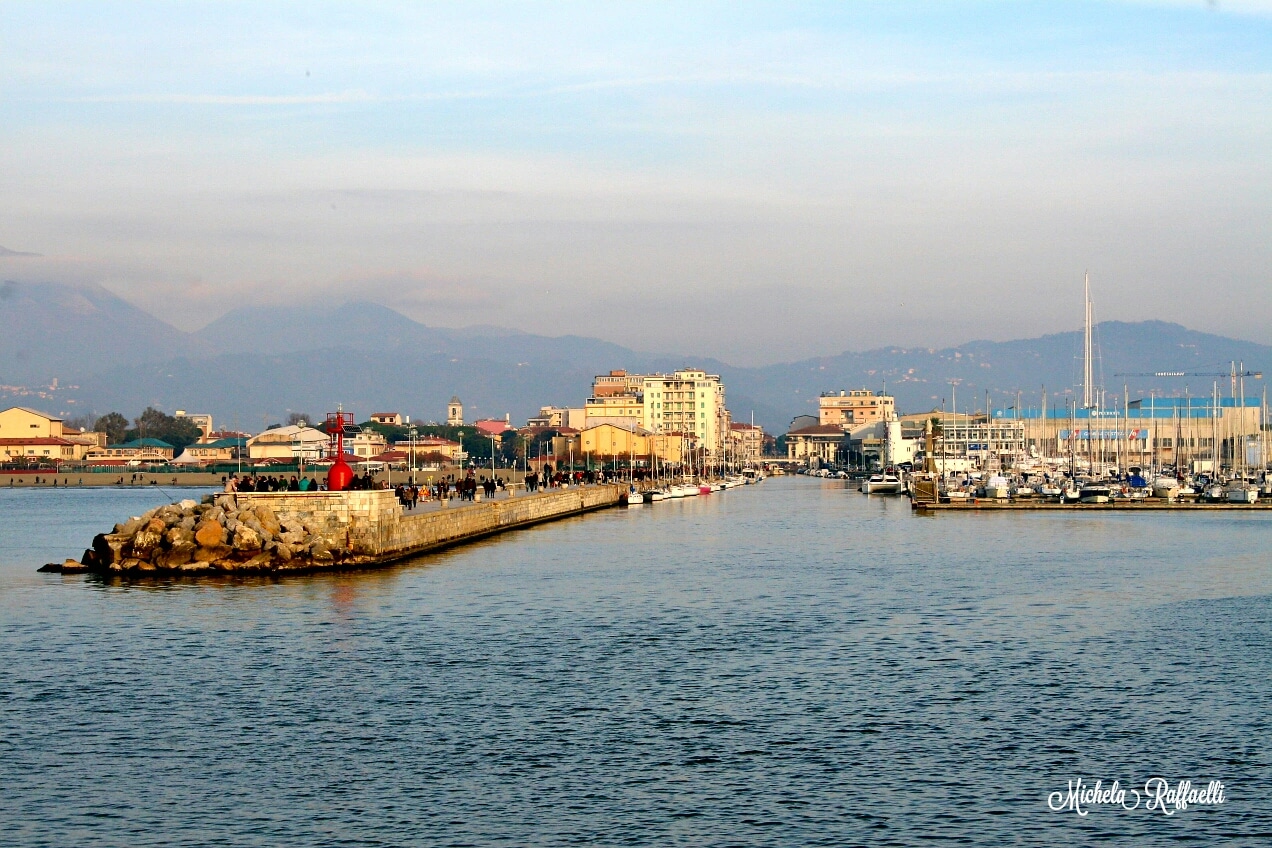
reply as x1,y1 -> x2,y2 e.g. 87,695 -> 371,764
40,484 -> 627,576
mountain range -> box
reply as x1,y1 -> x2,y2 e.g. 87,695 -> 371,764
2,280 -> 1269,433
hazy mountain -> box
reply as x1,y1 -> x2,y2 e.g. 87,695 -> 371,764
0,245 -> 43,257
2,281 -> 1267,434
195,300 -> 646,370
744,321 -> 1272,425
0,280 -> 208,384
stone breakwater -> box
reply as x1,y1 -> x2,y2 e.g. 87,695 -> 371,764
41,485 -> 626,576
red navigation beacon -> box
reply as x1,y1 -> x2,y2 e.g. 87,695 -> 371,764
325,410 -> 355,491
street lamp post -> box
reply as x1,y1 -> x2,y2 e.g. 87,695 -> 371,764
409,421 -> 417,486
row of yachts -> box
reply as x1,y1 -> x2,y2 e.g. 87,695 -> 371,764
804,463 -> 1272,505
622,470 -> 764,505
941,472 -> 1272,504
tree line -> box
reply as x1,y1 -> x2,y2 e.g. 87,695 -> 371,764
74,408 -> 205,453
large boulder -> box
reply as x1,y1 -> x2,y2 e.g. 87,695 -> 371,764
279,530 -> 308,547
194,521 -> 227,548
193,544 -> 232,563
254,506 -> 282,536
165,526 -> 195,547
232,524 -> 262,551
129,530 -> 163,558
241,552 -> 273,570
92,533 -> 129,565
157,541 -> 197,567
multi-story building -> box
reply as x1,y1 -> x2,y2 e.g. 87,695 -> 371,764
174,410 -> 214,442
585,369 -> 730,456
785,424 -> 845,465
639,370 -> 726,453
346,429 -> 388,459
527,406 -> 586,430
369,412 -> 403,427
729,422 -> 765,463
584,395 -> 644,429
818,390 -> 895,428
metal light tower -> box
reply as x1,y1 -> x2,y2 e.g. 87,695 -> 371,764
325,409 -> 355,491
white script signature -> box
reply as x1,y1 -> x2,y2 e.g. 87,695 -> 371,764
1047,778 -> 1226,815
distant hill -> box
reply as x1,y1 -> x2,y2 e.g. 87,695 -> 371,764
1,282 -> 1267,433
0,280 -> 209,384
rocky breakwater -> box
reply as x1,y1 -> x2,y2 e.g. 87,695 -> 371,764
42,495 -> 353,576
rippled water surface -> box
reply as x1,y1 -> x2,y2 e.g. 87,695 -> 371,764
2,480 -> 1270,846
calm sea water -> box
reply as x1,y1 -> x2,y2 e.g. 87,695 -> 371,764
1,479 -> 1270,846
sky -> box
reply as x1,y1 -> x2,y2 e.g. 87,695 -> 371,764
1,1 -> 1269,365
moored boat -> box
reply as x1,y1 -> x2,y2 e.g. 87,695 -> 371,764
1226,480 -> 1259,504
1078,484 -> 1112,504
861,469 -> 904,495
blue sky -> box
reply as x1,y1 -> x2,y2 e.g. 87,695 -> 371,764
1,1 -> 1269,363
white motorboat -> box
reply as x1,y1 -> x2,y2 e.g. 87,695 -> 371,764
861,470 -> 904,495
1152,478 -> 1181,500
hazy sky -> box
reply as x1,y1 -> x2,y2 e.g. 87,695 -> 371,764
1,1 -> 1269,365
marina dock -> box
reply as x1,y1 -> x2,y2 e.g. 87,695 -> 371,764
912,498 -> 1272,512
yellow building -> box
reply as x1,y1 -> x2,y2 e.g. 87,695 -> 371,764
0,406 -> 87,463
247,425 -> 330,461
0,406 -> 66,439
578,422 -> 683,465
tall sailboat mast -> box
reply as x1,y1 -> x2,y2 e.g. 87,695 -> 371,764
1083,271 -> 1094,410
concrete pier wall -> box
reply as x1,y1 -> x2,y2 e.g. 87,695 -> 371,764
233,485 -> 625,562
